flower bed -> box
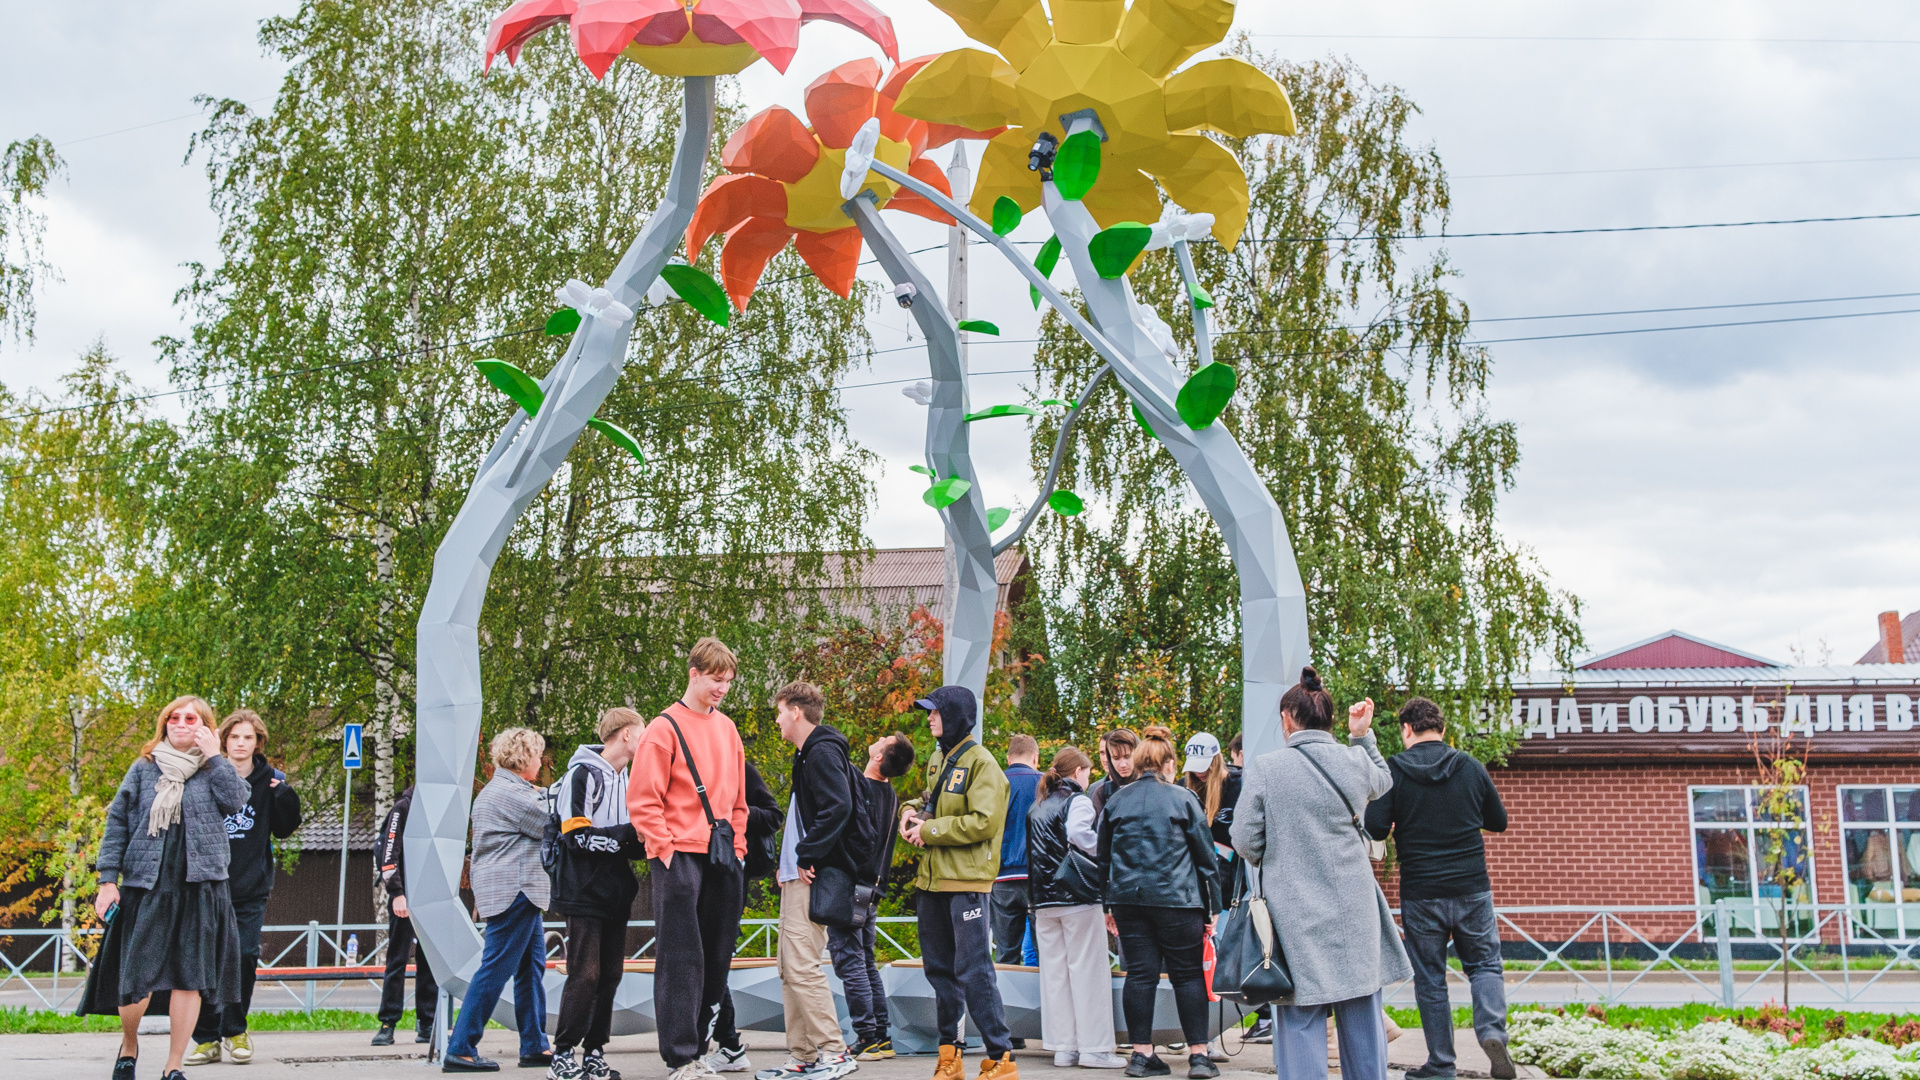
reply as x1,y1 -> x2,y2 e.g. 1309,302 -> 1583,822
1510,1011 -> 1920,1079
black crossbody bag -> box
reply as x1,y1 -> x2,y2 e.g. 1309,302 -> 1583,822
662,713 -> 739,873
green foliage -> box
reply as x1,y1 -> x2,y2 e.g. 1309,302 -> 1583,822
1022,53 -> 1581,753
1052,131 -> 1102,201
922,476 -> 972,509
544,307 -> 582,335
1175,361 -> 1236,430
965,404 -> 1037,422
475,358 -> 545,415
1187,280 -> 1214,310
987,506 -> 1010,531
1031,235 -> 1063,309
0,135 -> 62,342
990,196 -> 1023,237
1129,400 -> 1155,438
586,417 -> 644,465
956,319 -> 999,335
660,263 -> 729,326
1047,489 -> 1083,516
1086,222 -> 1151,279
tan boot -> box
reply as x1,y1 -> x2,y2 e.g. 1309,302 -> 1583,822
979,1052 -> 1018,1080
934,1045 -> 965,1080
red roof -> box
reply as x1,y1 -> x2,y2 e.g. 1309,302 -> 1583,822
1857,611 -> 1920,664
1578,631 -> 1780,670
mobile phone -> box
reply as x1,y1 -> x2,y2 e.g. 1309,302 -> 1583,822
103,902 -> 119,925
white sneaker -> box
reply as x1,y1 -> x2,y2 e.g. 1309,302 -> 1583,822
754,1060 -> 842,1080
706,1047 -> 752,1074
1078,1053 -> 1126,1070
1054,1052 -> 1080,1067
822,1052 -> 859,1079
670,1062 -> 718,1080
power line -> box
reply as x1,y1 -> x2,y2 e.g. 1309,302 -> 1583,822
1455,154 -> 1920,180
1238,210 -> 1920,244
1251,33 -> 1920,45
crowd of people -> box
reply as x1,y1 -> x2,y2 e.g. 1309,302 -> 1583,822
85,640 -> 1515,1080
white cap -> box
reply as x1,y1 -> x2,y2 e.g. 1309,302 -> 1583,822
1183,732 -> 1221,774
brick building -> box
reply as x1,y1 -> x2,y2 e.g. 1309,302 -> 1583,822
1377,618 -> 1920,955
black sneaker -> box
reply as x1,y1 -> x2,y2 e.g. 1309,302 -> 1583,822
1481,1038 -> 1516,1080
1242,1020 -> 1271,1045
1186,1055 -> 1217,1080
583,1050 -> 620,1080
418,1030 -> 435,1044
548,1049 -> 584,1080
1123,1054 -> 1170,1078
1405,1067 -> 1454,1079
112,1057 -> 136,1080
520,1053 -> 555,1069
164,1072 -> 189,1080
372,1025 -> 397,1047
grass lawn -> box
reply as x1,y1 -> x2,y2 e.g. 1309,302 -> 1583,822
0,1007 -> 425,1034
1381,1003 -> 1920,1047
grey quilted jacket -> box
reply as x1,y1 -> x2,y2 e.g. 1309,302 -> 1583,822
99,755 -> 249,888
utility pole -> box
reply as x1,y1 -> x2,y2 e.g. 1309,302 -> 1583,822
940,142 -> 973,637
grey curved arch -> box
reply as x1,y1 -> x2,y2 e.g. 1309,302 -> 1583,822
406,75 -> 715,1037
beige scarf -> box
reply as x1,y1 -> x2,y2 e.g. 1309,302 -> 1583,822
148,743 -> 204,837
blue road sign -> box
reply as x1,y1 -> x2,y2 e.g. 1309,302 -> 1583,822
342,723 -> 363,770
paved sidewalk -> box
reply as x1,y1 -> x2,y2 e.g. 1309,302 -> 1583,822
0,1024 -> 1554,1080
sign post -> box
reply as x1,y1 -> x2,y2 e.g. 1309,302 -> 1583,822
336,723 -> 363,964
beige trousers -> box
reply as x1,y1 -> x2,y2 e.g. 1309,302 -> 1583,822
1035,903 -> 1116,1054
779,878 -> 846,1059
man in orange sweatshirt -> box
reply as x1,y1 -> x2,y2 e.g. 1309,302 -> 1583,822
628,637 -> 751,1080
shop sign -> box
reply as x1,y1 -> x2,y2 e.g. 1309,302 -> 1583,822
1494,683 -> 1920,760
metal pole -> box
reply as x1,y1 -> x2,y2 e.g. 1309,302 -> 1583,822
306,920 -> 320,1013
938,141 -> 973,639
336,771 -> 351,964
1715,898 -> 1735,1006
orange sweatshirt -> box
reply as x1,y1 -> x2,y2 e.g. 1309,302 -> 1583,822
628,702 -> 749,865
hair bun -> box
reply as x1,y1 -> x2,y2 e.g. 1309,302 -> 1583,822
1300,666 -> 1323,692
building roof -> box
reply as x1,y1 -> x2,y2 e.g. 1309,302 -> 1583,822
800,546 -> 1031,627
1512,662 -> 1920,689
1576,630 -> 1782,670
290,804 -> 383,852
1858,611 -> 1920,664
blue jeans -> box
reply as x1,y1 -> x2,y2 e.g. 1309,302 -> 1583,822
1402,892 -> 1507,1075
447,894 -> 549,1060
1275,991 -> 1388,1080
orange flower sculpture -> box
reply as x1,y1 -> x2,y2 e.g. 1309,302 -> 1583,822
684,57 -> 1004,309
484,0 -> 898,79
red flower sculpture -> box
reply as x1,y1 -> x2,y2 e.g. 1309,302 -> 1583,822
485,0 -> 898,80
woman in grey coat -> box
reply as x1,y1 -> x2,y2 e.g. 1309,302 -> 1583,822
84,695 -> 249,1080
1230,669 -> 1411,1080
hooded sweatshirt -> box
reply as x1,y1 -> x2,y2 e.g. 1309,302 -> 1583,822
223,753 -> 302,903
1363,740 -> 1508,902
551,744 -> 642,918
789,724 -> 863,876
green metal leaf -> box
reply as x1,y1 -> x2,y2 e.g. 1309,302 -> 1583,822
908,464 -> 935,478
1030,284 -> 1042,309
1035,235 -> 1062,278
1177,361 -> 1238,430
965,404 -> 1039,422
1188,281 -> 1215,310
475,359 -> 544,416
923,476 -> 973,509
1053,131 -> 1102,201
957,319 -> 1000,336
661,264 -> 730,327
588,417 -> 645,464
1048,489 -> 1084,516
987,506 -> 1011,531
1131,400 -> 1156,438
1038,398 -> 1073,409
991,196 -> 1023,237
545,308 -> 583,336
1087,222 -> 1152,279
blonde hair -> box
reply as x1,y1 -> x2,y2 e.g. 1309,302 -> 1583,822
490,727 -> 546,774
597,707 -> 645,743
689,636 -> 738,676
1183,753 -> 1229,824
218,709 -> 269,755
1132,725 -> 1176,776
142,696 -> 216,759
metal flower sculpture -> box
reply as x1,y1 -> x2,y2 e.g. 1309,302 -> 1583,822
889,0 -> 1291,244
683,56 -> 999,308
485,0 -> 899,78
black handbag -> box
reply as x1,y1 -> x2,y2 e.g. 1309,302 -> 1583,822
744,830 -> 779,880
662,713 -> 739,874
1050,846 -> 1103,904
1210,863 -> 1292,1005
809,864 -> 858,928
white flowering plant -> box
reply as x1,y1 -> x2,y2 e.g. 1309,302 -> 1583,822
1509,1010 -> 1920,1080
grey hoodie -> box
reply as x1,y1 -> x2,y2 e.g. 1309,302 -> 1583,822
549,744 -> 640,918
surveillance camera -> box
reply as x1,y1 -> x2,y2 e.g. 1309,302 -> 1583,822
1028,132 -> 1059,177
894,282 -> 917,308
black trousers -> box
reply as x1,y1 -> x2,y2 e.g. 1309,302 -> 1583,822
989,880 -> 1031,966
651,852 -> 744,1068
917,890 -> 1011,1058
1111,905 -> 1208,1047
555,914 -> 628,1052
192,896 -> 266,1042
376,909 -> 438,1031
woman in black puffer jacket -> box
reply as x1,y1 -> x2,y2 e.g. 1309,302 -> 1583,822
1097,729 -> 1221,1080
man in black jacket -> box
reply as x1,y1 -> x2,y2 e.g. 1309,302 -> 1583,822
374,785 -> 438,1047
758,681 -> 863,1080
836,733 -> 914,1060
548,708 -> 648,1080
1363,698 -> 1512,1080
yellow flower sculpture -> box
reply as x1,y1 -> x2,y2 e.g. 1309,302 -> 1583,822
891,0 -> 1292,247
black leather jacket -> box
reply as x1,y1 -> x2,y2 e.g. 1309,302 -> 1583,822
1028,779 -> 1100,907
1096,774 -> 1221,913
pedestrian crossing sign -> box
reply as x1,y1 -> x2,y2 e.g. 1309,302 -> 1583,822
342,723 -> 363,770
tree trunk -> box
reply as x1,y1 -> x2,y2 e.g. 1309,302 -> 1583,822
371,513 -> 397,917
59,700 -> 84,973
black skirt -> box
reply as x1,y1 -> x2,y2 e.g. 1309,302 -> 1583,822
79,823 -> 242,1015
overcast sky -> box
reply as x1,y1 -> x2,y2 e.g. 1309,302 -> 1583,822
6,0 -> 1919,668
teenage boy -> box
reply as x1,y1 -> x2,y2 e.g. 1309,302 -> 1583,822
548,709 -> 648,1080
628,638 -> 750,1080
992,735 -> 1042,969
758,682 -> 861,1080
840,734 -> 915,1061
1363,698 -> 1513,1080
899,686 -> 1017,1080
373,784 -> 438,1047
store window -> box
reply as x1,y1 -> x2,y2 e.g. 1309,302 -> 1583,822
1838,786 -> 1920,941
1690,786 -> 1815,940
